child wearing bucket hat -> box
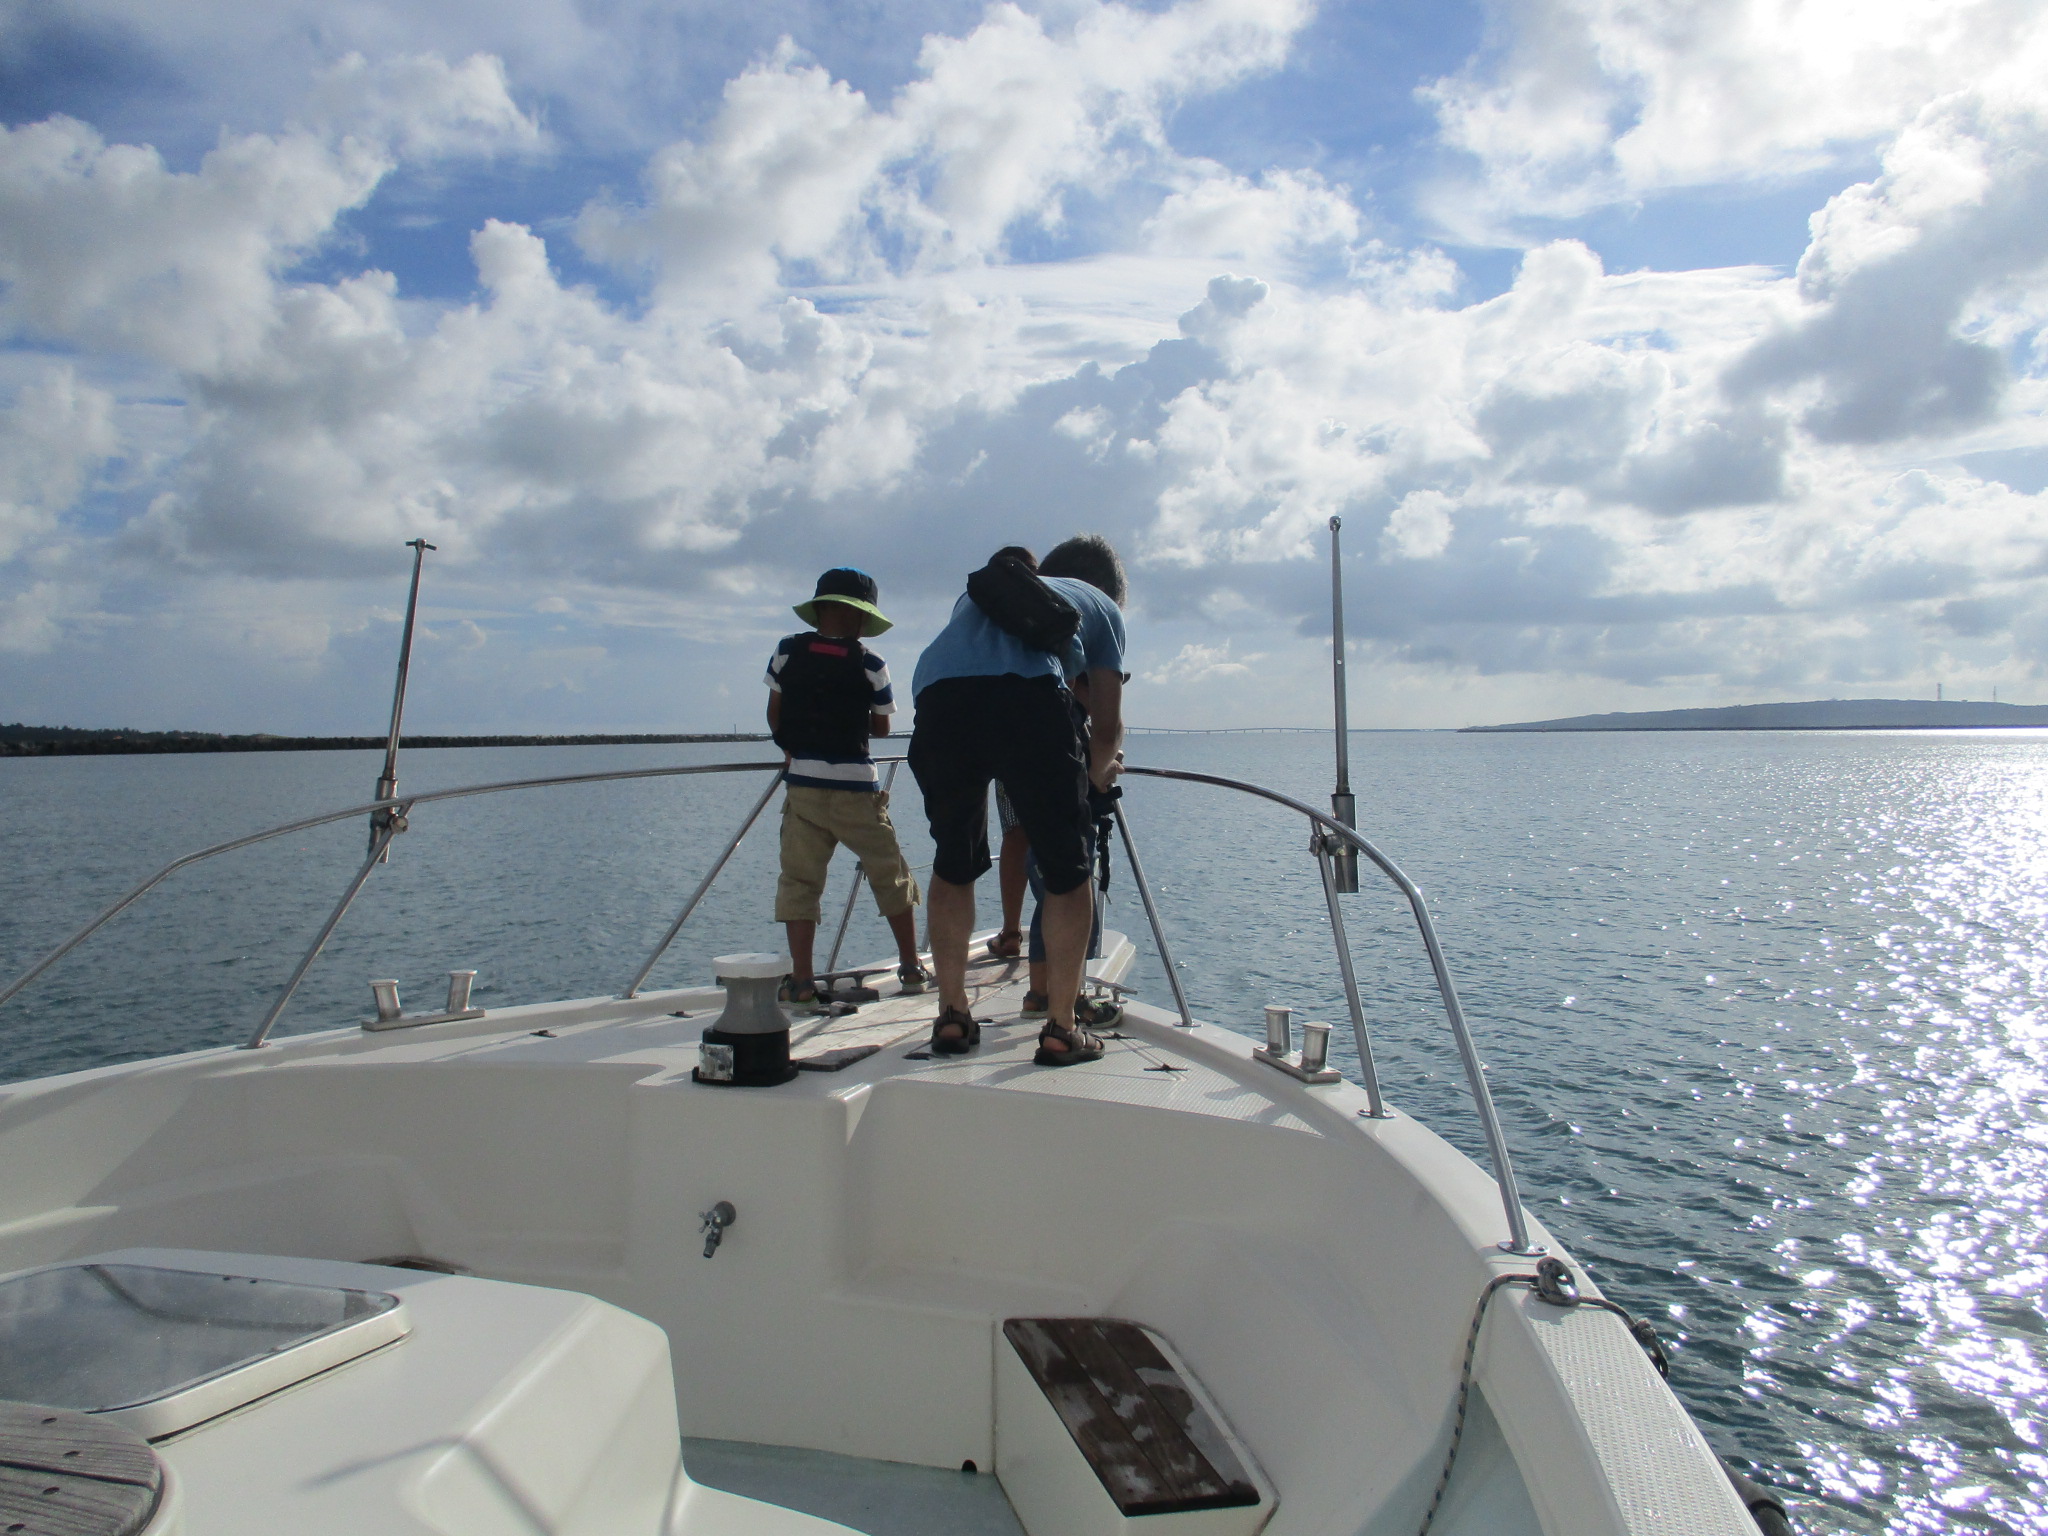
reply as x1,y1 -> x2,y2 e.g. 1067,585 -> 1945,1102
765,569 -> 926,1010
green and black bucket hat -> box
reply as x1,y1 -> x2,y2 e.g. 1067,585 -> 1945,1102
793,567 -> 892,636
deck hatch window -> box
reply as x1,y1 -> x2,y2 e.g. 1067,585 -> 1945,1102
0,1262 -> 408,1439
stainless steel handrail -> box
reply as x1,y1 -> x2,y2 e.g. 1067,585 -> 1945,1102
1119,765 -> 1535,1254
246,816 -> 408,1049
620,768 -> 785,999
1109,804 -> 1194,1028
0,759 -> 794,1020
3,753 -> 1533,1252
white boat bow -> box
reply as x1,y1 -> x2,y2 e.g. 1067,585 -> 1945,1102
0,759 -> 1784,1536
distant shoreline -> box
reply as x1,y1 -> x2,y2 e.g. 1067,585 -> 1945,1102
0,728 -> 772,758
1463,699 -> 2048,733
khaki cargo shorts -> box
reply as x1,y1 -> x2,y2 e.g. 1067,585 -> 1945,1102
775,784 -> 922,924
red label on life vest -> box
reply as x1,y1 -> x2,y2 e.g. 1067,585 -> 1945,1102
808,641 -> 851,656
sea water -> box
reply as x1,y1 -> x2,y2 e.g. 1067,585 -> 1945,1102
2,729 -> 2044,1535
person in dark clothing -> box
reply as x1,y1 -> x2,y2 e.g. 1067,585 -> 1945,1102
766,568 -> 925,1011
908,535 -> 1128,1064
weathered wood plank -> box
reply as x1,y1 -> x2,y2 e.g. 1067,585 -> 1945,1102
1003,1319 -> 1262,1516
0,1405 -> 163,1536
1004,1320 -> 1157,1511
1101,1324 -> 1260,1502
1052,1320 -> 1221,1507
0,1463 -> 160,1536
0,1405 -> 159,1488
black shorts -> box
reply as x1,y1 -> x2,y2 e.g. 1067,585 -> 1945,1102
909,675 -> 1093,895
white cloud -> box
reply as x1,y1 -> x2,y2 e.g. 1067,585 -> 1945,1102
1144,168 -> 1359,269
0,367 -> 116,562
0,54 -> 535,375
1423,0 -> 2048,231
581,0 -> 1315,299
0,580 -> 72,655
1142,638 -> 1259,684
302,52 -> 544,161
1,3 -> 2045,726
1729,64 -> 2048,442
1383,490 -> 1454,561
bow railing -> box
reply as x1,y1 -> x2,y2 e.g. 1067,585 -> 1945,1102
0,757 -> 1533,1250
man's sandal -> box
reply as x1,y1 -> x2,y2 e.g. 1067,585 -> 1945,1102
930,1006 -> 981,1056
986,928 -> 1024,960
1020,991 -> 1050,1018
1033,1021 -> 1106,1067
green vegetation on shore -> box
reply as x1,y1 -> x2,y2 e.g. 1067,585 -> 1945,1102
1,724 -> 771,758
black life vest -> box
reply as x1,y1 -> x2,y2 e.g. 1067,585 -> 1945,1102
772,634 -> 874,760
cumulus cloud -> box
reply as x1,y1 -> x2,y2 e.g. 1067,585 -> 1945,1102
1,0 -> 2045,729
1728,64 -> 2048,442
1423,0 -> 2048,230
0,53 -> 536,374
0,367 -> 116,562
581,0 -> 1314,298
1142,638 -> 1260,684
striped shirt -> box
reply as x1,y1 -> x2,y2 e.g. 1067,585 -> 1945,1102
765,636 -> 895,790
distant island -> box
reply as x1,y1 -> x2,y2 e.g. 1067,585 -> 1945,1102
1464,699 -> 2048,732
1,724 -> 772,758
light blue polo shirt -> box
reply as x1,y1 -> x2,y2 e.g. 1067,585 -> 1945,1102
911,576 -> 1126,697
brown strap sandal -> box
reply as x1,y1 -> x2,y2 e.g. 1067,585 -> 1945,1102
931,1006 -> 981,1056
985,927 -> 1024,960
1033,1021 -> 1106,1067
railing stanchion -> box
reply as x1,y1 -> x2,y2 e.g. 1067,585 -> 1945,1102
622,769 -> 784,999
1119,765 -> 1539,1255
244,812 -> 408,1050
1314,832 -> 1387,1116
824,761 -> 895,974
1112,803 -> 1194,1028
824,865 -> 865,976
1400,880 -> 1537,1252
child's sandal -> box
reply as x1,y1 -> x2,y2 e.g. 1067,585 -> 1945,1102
1074,994 -> 1122,1029
1033,1021 -> 1105,1067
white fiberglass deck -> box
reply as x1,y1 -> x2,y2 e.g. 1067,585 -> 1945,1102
0,939 -> 1753,1536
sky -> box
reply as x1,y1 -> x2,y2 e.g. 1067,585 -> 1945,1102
0,0 -> 2044,733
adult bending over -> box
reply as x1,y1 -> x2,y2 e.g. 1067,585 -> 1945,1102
908,535 -> 1127,1064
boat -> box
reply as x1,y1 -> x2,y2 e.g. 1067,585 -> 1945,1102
0,540 -> 1795,1536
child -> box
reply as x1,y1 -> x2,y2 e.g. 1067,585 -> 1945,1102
766,568 -> 926,1010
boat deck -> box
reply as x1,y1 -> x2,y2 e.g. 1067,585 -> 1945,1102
335,934 -> 1330,1146
684,1437 -> 1025,1536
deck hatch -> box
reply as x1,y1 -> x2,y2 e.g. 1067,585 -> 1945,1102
1001,1317 -> 1261,1516
0,1261 -> 407,1440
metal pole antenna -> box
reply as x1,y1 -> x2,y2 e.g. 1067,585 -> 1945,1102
371,538 -> 436,858
1329,516 -> 1359,892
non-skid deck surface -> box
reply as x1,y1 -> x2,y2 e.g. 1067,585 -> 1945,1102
790,945 -> 1030,1063
684,1438 -> 1024,1536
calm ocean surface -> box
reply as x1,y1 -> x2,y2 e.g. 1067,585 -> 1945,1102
3,729 -> 2045,1534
